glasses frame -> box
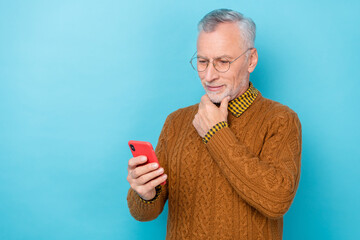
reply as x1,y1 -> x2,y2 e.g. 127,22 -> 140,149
190,47 -> 254,73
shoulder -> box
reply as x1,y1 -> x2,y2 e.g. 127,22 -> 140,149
255,94 -> 300,123
165,103 -> 199,125
250,94 -> 301,135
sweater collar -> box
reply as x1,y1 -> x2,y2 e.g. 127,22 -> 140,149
228,82 -> 259,117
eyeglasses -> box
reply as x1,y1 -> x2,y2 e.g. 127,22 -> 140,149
190,48 -> 253,73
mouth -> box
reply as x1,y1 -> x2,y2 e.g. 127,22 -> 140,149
206,85 -> 224,92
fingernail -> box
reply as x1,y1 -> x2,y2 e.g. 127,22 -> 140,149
163,174 -> 167,179
152,163 -> 158,169
141,156 -> 147,161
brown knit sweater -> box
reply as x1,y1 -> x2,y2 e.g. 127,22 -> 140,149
127,93 -> 302,240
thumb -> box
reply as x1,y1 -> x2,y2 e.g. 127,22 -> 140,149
220,96 -> 230,114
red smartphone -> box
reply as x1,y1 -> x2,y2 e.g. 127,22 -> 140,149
128,140 -> 166,186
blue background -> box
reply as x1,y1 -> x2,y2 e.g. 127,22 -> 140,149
1,0 -> 359,239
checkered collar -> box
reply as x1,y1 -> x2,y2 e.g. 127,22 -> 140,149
227,82 -> 259,117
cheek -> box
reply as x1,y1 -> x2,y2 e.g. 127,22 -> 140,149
231,64 -> 247,83
224,71 -> 242,93
198,73 -> 206,83
222,72 -> 237,86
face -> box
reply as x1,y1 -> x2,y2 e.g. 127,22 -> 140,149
196,22 -> 258,103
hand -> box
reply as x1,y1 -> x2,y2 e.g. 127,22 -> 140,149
193,94 -> 230,138
127,156 -> 167,200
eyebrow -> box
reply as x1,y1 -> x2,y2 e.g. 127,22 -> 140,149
197,54 -> 233,59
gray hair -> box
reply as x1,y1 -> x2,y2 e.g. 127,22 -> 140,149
198,9 -> 256,48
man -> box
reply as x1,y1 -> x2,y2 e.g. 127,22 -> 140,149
127,9 -> 302,240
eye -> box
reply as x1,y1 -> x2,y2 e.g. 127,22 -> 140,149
219,59 -> 230,64
215,59 -> 230,66
198,59 -> 208,64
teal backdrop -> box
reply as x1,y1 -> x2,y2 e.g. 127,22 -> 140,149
1,0 -> 359,239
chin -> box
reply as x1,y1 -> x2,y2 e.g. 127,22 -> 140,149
206,91 -> 229,104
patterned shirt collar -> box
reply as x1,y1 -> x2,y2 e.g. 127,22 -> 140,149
228,82 -> 259,117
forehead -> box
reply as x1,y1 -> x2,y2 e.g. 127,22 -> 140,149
197,22 -> 244,57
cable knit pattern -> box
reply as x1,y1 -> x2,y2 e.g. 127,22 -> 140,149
127,93 -> 302,240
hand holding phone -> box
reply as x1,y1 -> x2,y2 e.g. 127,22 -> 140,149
127,140 -> 167,200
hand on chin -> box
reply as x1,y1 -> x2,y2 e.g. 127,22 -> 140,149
192,94 -> 230,138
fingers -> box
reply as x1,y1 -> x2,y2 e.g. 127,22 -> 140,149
135,166 -> 164,184
199,94 -> 214,111
192,113 -> 202,130
131,162 -> 160,179
142,172 -> 167,189
128,156 -> 147,170
127,160 -> 168,200
127,155 -> 163,182
132,174 -> 168,200
192,113 -> 206,138
220,96 -> 230,114
201,94 -> 211,103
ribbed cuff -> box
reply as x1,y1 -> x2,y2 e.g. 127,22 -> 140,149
203,121 -> 229,144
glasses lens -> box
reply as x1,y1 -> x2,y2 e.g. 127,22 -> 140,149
214,59 -> 230,72
191,58 -> 208,72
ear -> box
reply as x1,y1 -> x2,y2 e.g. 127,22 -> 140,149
247,48 -> 258,73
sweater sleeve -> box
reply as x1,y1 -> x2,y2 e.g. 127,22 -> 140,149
126,115 -> 171,222
205,110 -> 302,219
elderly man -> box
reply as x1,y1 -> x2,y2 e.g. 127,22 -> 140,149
127,9 -> 302,240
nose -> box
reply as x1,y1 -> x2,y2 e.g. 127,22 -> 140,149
203,61 -> 219,83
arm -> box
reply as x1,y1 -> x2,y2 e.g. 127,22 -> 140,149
126,116 -> 171,221
205,111 -> 302,219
